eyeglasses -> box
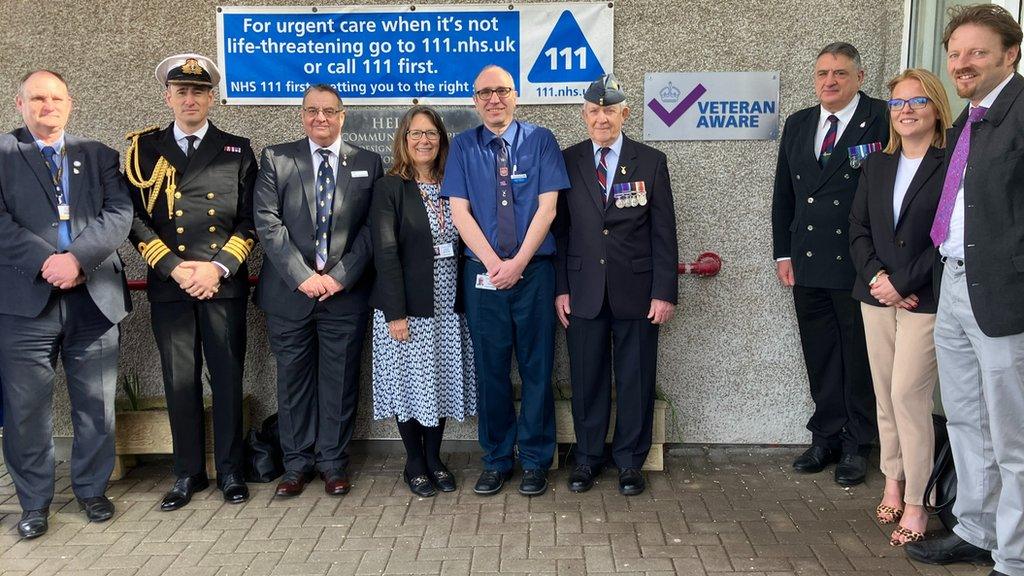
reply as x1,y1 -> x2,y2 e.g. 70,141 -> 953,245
407,129 -> 441,141
302,107 -> 342,118
887,96 -> 930,111
473,87 -> 514,100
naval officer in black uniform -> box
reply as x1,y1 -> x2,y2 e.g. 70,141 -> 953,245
125,53 -> 257,509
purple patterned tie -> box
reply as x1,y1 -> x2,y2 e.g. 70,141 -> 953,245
930,106 -> 987,246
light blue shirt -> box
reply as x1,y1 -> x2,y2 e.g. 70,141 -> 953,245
592,132 -> 624,197
173,121 -> 209,156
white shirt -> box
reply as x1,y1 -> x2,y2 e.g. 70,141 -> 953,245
892,153 -> 924,227
592,132 -> 624,197
813,92 -> 860,158
940,72 -> 1014,260
173,121 -> 209,155
308,136 -> 342,181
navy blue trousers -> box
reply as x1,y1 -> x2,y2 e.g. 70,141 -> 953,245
462,258 -> 556,472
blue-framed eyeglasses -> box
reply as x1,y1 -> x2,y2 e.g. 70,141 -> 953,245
887,96 -> 930,111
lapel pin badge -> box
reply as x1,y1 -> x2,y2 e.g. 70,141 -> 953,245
859,121 -> 866,128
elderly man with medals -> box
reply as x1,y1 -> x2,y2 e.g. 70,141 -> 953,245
553,74 -> 679,495
124,53 -> 257,510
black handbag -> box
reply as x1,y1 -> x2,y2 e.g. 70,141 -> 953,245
924,414 -> 958,530
244,414 -> 285,483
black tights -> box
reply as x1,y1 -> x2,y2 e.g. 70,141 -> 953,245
396,417 -> 447,477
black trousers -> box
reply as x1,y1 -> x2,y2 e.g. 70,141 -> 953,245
792,286 -> 876,454
266,304 -> 368,474
566,299 -> 659,469
151,297 -> 247,478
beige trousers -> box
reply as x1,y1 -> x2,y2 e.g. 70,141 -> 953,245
861,303 -> 938,505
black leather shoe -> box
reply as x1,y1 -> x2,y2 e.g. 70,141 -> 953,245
78,496 -> 115,522
905,531 -> 992,565
473,469 -> 512,495
218,473 -> 249,504
404,469 -> 437,497
834,453 -> 868,486
568,464 -> 597,493
519,469 -> 548,496
619,468 -> 645,496
429,465 -> 457,492
792,445 -> 839,473
160,474 -> 210,511
17,509 -> 48,539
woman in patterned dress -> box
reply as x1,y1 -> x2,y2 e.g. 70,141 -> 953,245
370,106 -> 476,497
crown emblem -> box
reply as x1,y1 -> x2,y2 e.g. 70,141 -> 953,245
659,82 -> 681,103
182,58 -> 204,76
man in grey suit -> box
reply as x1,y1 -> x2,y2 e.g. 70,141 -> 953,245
0,70 -> 132,539
254,84 -> 383,497
906,6 -> 1024,575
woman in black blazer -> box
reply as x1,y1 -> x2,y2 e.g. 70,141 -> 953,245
849,69 -> 952,547
370,105 -> 476,497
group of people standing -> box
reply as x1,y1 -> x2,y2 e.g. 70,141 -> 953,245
773,4 -> 1023,575
0,54 -> 678,538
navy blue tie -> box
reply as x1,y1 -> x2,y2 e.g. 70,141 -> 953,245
42,146 -> 72,250
492,138 -> 517,258
315,149 -> 335,270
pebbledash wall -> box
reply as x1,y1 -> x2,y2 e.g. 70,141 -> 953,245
0,0 -> 905,445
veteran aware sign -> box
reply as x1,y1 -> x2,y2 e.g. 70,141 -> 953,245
643,72 -> 780,141
217,4 -> 613,105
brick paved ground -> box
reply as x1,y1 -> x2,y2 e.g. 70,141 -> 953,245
0,447 -> 994,576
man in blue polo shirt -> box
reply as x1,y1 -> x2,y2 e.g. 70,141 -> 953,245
442,64 -> 569,496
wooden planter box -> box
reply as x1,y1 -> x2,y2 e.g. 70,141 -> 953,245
517,399 -> 668,471
112,395 -> 251,480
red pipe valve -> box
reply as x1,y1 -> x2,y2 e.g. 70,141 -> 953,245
678,252 -> 722,277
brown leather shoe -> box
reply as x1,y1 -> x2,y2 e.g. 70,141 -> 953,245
321,469 -> 351,495
275,470 -> 313,497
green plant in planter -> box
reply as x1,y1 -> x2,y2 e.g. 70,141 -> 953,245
121,370 -> 143,412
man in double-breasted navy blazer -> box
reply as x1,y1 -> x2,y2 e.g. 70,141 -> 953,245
255,84 -> 383,498
125,54 -> 257,510
554,75 -> 678,496
0,70 -> 132,538
771,42 -> 889,486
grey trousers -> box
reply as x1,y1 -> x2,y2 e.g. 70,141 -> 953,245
0,289 -> 119,511
935,259 -> 1024,576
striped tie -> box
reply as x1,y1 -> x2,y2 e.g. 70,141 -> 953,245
818,115 -> 839,168
597,147 -> 610,204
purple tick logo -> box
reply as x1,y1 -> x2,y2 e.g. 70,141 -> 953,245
648,83 -> 707,126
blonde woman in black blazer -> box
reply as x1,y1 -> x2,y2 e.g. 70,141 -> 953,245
849,68 -> 952,547
370,106 -> 475,497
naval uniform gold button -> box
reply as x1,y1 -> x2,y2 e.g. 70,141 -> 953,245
807,197 -> 814,204
208,209 -> 216,216
175,209 -> 183,217
176,227 -> 184,234
206,193 -> 215,199
807,225 -> 814,231
177,244 -> 186,252
209,226 -> 217,233
210,243 -> 218,249
174,192 -> 181,199
602,229 -> 609,235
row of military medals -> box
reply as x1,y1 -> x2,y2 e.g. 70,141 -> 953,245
611,167 -> 647,208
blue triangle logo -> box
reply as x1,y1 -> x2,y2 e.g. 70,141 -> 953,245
528,11 -> 605,83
